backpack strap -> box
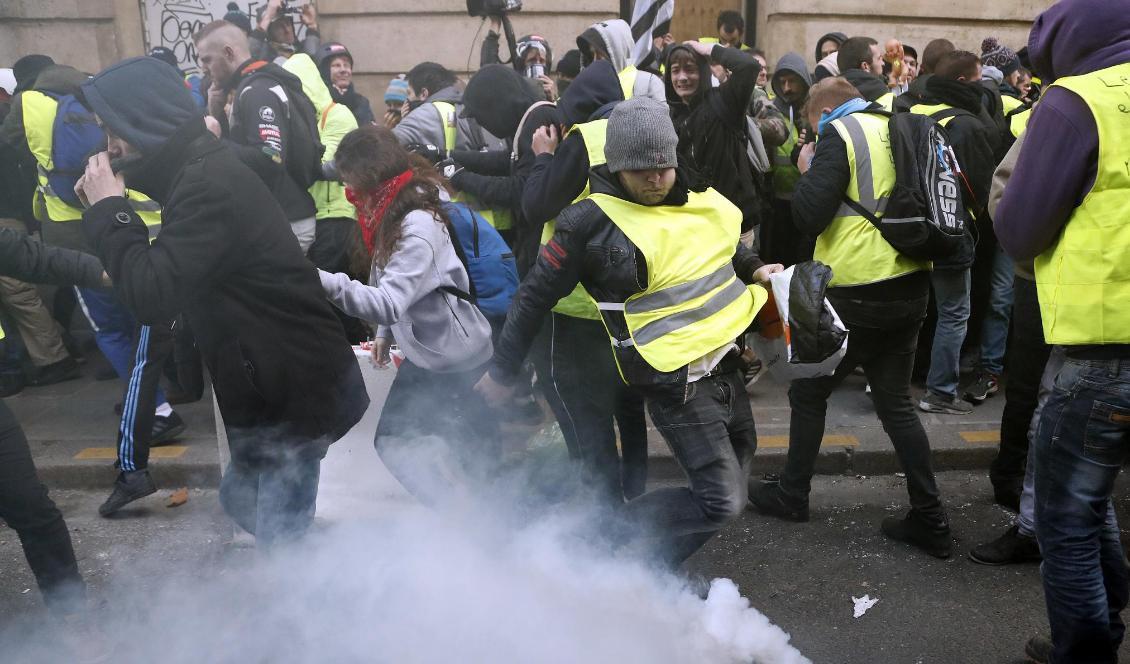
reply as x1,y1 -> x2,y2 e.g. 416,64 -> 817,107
320,102 -> 336,131
929,107 -> 975,124
841,195 -> 882,227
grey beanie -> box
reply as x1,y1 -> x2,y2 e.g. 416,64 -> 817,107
604,96 -> 679,173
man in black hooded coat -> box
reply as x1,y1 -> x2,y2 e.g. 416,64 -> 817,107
76,57 -> 368,547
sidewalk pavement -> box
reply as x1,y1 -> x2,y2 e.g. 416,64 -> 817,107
8,363 -> 1008,489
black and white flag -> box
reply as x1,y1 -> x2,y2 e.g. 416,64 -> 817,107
629,0 -> 674,66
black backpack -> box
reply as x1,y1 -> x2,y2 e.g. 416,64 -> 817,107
242,70 -> 326,189
841,111 -> 966,261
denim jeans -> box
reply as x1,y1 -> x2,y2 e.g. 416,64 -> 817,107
628,370 -> 757,565
1033,354 -> 1130,663
783,294 -> 945,522
1017,347 -> 1066,537
926,268 -> 971,399
978,246 -> 1014,376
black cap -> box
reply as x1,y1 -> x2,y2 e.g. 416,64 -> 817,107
148,46 -> 180,71
13,54 -> 55,94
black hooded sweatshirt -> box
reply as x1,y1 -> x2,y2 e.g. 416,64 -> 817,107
80,57 -> 367,461
520,60 -> 623,243
452,65 -> 563,275
664,44 -> 763,231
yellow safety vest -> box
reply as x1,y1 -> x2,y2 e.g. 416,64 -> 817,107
431,101 -> 512,231
617,66 -> 639,101
815,112 -> 929,287
537,119 -> 608,320
771,120 -> 801,199
698,37 -> 751,52
587,188 -> 768,375
875,92 -> 895,112
22,90 -> 162,234
1034,62 -> 1130,345
1001,95 -> 1031,139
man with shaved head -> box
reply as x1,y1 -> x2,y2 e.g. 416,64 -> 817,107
193,20 -> 319,252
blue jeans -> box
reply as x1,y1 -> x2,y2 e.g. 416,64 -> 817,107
1034,354 -> 1130,663
978,247 -> 1014,376
1017,347 -> 1066,537
926,269 -> 971,398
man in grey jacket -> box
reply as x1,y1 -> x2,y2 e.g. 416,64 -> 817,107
576,19 -> 667,106
392,62 -> 505,154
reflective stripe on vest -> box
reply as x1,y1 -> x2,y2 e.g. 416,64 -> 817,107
432,101 -> 511,230
537,119 -> 608,320
23,90 -> 163,231
618,66 -> 639,100
1035,62 -> 1130,344
586,188 -> 768,374
815,112 -> 928,287
771,120 -> 800,199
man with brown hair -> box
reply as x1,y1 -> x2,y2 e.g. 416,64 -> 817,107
752,77 -> 951,559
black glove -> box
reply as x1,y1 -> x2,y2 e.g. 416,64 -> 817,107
436,157 -> 464,181
406,143 -> 447,164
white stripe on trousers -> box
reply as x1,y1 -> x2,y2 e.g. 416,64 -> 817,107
118,325 -> 151,472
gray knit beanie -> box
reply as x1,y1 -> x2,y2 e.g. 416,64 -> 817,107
981,37 -> 1020,76
604,96 -> 679,173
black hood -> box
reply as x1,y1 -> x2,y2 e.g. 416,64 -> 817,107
842,68 -> 889,103
557,60 -> 623,127
663,44 -> 711,110
814,32 -> 847,63
82,57 -> 206,201
462,64 -> 545,140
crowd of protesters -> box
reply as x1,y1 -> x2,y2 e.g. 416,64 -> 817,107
0,0 -> 1127,662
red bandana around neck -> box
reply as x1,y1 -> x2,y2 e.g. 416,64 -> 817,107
346,169 -> 415,254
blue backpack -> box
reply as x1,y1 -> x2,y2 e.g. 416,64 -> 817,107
43,92 -> 105,210
440,202 -> 518,320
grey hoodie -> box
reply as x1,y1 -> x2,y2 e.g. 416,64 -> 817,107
318,199 -> 493,373
577,19 -> 666,105
392,85 -> 505,153
770,52 -> 812,123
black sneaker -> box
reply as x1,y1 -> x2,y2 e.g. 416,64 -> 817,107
150,412 -> 186,446
0,373 -> 25,398
969,524 -> 1041,566
28,357 -> 81,387
1024,635 -> 1053,663
98,469 -> 157,516
917,391 -> 974,414
963,371 -> 1000,404
749,480 -> 810,522
881,510 -> 953,558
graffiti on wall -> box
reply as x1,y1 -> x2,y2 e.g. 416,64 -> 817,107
139,0 -> 310,75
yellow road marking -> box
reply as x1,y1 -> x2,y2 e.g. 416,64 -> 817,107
759,435 -> 858,448
74,446 -> 188,460
960,431 -> 1000,444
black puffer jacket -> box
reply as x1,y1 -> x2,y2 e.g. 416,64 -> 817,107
665,44 -> 764,231
81,59 -> 367,465
0,227 -> 103,287
491,167 -> 765,388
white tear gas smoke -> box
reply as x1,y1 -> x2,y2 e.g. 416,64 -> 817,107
5,437 -> 809,664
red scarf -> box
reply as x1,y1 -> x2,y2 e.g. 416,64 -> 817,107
346,169 -> 415,254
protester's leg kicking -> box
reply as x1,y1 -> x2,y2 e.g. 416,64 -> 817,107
1034,355 -> 1130,663
99,322 -> 182,516
626,369 -> 755,566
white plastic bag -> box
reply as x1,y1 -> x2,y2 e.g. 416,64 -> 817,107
749,266 -> 848,382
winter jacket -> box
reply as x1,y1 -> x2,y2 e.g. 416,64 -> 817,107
771,52 -> 812,125
283,54 -> 357,221
665,44 -> 765,231
989,129 -> 1034,281
227,59 -> 318,222
577,19 -> 666,105
452,65 -> 562,275
392,85 -> 505,153
912,76 -> 1001,269
521,60 -> 624,234
491,166 -> 765,387
842,69 -> 890,104
80,58 -> 367,461
0,227 -> 103,287
791,103 -> 931,308
319,205 -> 493,373
995,0 -> 1130,262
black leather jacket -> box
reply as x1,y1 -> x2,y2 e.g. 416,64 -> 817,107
491,166 -> 765,387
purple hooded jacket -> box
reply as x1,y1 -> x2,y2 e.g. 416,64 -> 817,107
994,0 -> 1130,260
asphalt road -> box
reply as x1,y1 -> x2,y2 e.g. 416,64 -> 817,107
3,471 -> 1127,663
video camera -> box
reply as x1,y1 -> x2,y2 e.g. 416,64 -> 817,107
466,0 -> 522,18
